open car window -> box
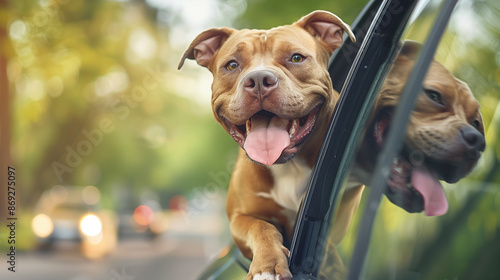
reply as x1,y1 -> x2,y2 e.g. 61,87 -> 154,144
322,0 -> 500,279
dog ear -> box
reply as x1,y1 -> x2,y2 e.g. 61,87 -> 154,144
178,27 -> 235,70
294,10 -> 356,53
399,40 -> 422,59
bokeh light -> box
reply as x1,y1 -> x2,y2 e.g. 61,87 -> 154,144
133,205 -> 155,226
80,214 -> 103,237
32,214 -> 54,238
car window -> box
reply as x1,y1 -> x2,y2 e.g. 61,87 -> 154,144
323,0 -> 500,279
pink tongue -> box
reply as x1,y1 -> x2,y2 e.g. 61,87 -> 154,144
243,115 -> 290,165
411,165 -> 448,216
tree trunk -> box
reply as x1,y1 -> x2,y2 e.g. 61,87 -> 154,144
0,0 -> 12,220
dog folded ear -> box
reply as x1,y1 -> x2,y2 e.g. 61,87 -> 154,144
178,27 -> 235,70
294,10 -> 356,53
399,40 -> 422,59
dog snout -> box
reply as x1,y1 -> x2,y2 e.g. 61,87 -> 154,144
243,70 -> 279,97
460,125 -> 486,155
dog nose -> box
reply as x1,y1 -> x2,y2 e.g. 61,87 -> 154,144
243,70 -> 278,97
461,126 -> 486,153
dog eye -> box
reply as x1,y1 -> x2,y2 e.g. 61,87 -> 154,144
290,54 -> 305,63
471,119 -> 481,130
225,60 -> 239,71
424,89 -> 443,105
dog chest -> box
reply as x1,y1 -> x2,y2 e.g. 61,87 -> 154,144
256,158 -> 312,213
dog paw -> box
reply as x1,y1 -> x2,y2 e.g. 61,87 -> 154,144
248,269 -> 292,280
247,246 -> 292,280
252,272 -> 291,280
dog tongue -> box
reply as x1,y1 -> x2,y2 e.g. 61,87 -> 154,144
411,165 -> 448,216
243,115 -> 290,165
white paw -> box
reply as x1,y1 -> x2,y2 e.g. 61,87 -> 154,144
252,272 -> 280,280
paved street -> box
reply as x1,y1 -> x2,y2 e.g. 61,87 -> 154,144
1,235 -> 226,280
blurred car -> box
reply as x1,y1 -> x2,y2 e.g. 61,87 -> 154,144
196,0 -> 500,279
31,185 -> 117,259
116,191 -> 169,238
117,205 -> 169,238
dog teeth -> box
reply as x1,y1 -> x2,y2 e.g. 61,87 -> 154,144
393,157 -> 400,165
394,166 -> 403,174
289,119 -> 299,137
246,120 -> 251,136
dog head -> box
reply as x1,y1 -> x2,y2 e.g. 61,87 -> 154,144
363,41 -> 485,216
179,11 -> 355,166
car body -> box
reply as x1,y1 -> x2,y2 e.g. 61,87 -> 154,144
32,185 -> 117,259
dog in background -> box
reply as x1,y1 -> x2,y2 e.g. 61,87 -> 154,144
318,40 -> 486,279
348,40 -> 485,217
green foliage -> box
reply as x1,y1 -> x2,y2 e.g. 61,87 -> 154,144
237,0 -> 367,29
6,0 -> 238,209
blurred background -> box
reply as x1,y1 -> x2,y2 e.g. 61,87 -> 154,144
0,0 -> 498,279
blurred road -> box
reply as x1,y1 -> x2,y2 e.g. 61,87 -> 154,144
1,235 -> 224,280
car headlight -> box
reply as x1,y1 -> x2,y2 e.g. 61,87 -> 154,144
80,214 -> 102,237
32,214 -> 54,238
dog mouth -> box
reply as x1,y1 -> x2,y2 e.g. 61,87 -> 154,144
384,152 -> 448,216
373,112 -> 449,216
223,105 -> 321,165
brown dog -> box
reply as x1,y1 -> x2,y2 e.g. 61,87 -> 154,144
179,11 -> 355,280
348,41 -> 486,217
